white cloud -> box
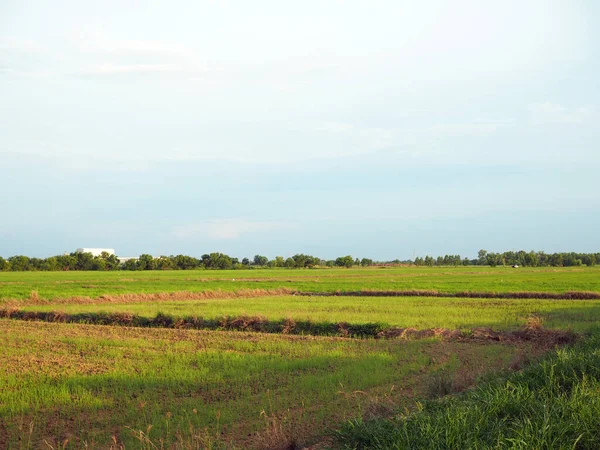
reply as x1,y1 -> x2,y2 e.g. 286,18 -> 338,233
429,120 -> 514,137
81,62 -> 181,75
171,220 -> 297,240
529,102 -> 598,125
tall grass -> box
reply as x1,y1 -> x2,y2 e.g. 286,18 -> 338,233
334,330 -> 600,449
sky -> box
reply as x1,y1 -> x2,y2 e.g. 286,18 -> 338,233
1,0 -> 599,260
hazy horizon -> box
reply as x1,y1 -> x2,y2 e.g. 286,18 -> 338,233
2,1 -> 599,260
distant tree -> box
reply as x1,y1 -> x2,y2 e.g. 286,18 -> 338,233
253,255 -> 269,266
335,255 -> 354,268
0,257 -> 10,271
99,251 -> 120,271
550,254 -> 564,267
477,249 -> 488,265
582,254 -> 597,267
91,258 -> 107,271
56,254 -> 77,271
284,257 -> 295,268
138,254 -> 156,270
174,254 -> 200,270
290,254 -> 320,268
205,252 -> 233,270
8,255 -> 30,271
424,256 -> 434,267
155,256 -> 173,270
271,256 -> 285,268
360,258 -> 373,267
120,259 -> 137,270
72,252 -> 95,271
242,257 -> 250,266
292,254 -> 307,268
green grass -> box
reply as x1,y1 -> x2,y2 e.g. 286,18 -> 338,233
0,320 -> 532,449
16,295 -> 600,333
334,329 -> 600,450
4,266 -> 600,448
1,266 -> 599,302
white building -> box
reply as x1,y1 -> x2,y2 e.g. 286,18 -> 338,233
76,248 -> 115,257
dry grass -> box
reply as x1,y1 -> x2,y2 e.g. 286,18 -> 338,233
13,288 -> 296,306
317,289 -> 600,300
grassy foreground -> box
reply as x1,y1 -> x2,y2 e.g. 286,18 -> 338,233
334,329 -> 600,449
3,266 -> 600,448
12,295 -> 600,333
0,320 -> 542,449
1,266 -> 599,302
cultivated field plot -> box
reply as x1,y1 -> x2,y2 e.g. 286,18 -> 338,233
0,320 -> 550,449
1,266 -> 599,302
1,266 -> 600,449
9,295 -> 600,333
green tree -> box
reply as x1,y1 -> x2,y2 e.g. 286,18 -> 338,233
8,255 -> 30,271
121,259 -> 138,270
56,254 -> 77,271
284,257 -> 295,268
0,257 -> 11,271
138,254 -> 156,270
73,252 -> 94,270
477,249 -> 488,265
335,255 -> 354,268
155,256 -> 173,270
253,255 -> 268,266
205,253 -> 233,270
98,252 -> 120,271
272,256 -> 285,268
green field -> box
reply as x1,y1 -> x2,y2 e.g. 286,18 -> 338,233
2,266 -> 600,449
0,320 -> 536,449
15,295 -> 600,333
1,266 -> 599,302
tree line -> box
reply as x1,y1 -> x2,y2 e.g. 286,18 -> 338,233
414,250 -> 599,267
0,250 -> 597,272
0,252 -> 376,272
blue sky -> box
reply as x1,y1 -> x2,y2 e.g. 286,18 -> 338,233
1,0 -> 599,260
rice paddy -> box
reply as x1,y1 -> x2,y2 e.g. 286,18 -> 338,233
10,295 -> 600,333
2,266 -> 600,448
1,266 -> 599,303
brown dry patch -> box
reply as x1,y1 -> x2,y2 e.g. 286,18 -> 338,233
14,288 -> 296,306
310,289 -> 600,300
377,325 -> 578,349
2,354 -> 110,377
